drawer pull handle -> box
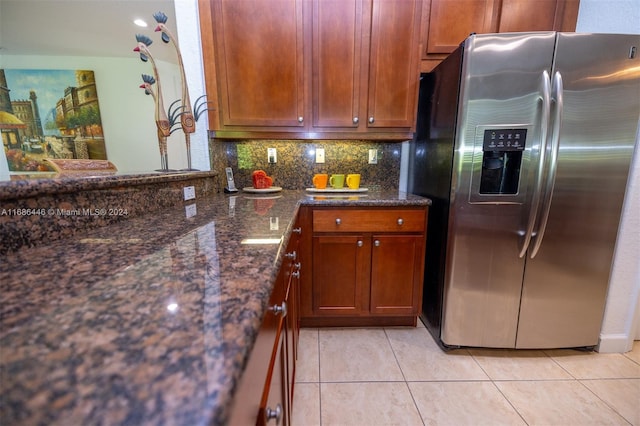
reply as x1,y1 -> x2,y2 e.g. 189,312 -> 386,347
397,218 -> 404,226
374,240 -> 380,247
285,251 -> 297,260
266,403 -> 282,423
269,302 -> 287,317
357,240 -> 363,247
335,218 -> 342,225
292,227 -> 302,234
292,271 -> 300,278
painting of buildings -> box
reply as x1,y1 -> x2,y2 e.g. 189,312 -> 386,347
0,69 -> 107,172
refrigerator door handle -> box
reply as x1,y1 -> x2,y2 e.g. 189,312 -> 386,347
530,71 -> 563,259
519,70 -> 551,258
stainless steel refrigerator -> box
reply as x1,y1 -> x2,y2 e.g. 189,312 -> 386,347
408,32 -> 640,349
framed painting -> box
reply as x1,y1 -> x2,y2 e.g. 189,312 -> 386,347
0,69 -> 107,172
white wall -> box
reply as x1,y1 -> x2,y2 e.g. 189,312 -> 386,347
2,54 -> 190,172
1,0 -> 210,173
175,0 -> 210,171
576,0 -> 640,352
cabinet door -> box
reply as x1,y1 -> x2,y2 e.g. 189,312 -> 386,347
312,235 -> 370,315
258,319 -> 289,426
211,0 -> 305,128
498,0 -> 579,32
282,233 -> 300,412
423,0 -> 497,56
312,0 -> 364,128
370,235 -> 424,315
367,0 -> 422,128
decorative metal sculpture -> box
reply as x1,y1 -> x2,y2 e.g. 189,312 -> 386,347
134,34 -> 175,171
153,11 -> 211,171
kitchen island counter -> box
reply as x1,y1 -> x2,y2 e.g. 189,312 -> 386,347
0,189 -> 429,425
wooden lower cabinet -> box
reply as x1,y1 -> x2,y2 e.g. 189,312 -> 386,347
228,225 -> 301,425
370,234 -> 425,316
301,206 -> 428,327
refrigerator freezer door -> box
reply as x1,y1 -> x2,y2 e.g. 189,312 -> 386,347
516,33 -> 640,348
441,32 -> 557,348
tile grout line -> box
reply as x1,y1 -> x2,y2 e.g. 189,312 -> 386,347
574,378 -> 634,426
383,327 -> 426,425
316,328 -> 323,426
466,349 -> 532,425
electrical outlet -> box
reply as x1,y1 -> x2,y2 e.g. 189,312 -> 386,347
315,148 -> 325,163
185,203 -> 197,218
268,148 -> 277,163
368,149 -> 378,164
183,186 -> 196,201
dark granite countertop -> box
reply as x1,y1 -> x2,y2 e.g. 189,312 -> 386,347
0,170 -> 219,201
0,189 -> 430,425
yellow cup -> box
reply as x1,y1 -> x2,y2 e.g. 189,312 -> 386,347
329,174 -> 345,189
313,173 -> 328,189
346,174 -> 361,189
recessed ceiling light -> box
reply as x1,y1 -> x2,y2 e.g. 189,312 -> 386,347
134,19 -> 148,27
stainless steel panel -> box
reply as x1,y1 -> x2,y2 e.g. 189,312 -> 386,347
441,32 -> 557,347
516,33 -> 640,348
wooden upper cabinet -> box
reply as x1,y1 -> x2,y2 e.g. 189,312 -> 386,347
207,0 -> 304,128
312,0 -> 364,129
424,0 -> 497,56
367,0 -> 423,129
420,0 -> 580,71
498,0 -> 579,32
200,0 -> 423,139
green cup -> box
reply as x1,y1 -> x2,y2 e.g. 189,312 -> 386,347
329,174 -> 345,189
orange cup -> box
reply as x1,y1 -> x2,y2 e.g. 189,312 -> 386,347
313,173 -> 328,189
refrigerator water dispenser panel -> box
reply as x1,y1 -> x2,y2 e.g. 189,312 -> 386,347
479,128 -> 526,196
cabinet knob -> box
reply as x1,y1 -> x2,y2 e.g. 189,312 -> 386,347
298,116 -> 304,123
292,270 -> 300,278
292,227 -> 302,234
285,250 -> 297,260
269,301 -> 287,317
368,116 -> 375,124
374,240 -> 380,247
397,218 -> 404,226
357,240 -> 363,247
265,403 -> 282,423
353,117 -> 359,124
294,262 -> 301,270
335,218 -> 341,225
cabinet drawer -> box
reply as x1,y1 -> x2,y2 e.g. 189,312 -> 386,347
313,209 -> 426,233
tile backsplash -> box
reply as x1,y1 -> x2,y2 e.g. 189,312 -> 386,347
209,139 -> 402,191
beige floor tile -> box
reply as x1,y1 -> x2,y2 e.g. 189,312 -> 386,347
546,349 -> 640,379
291,382 -> 321,426
296,328 -> 320,383
385,326 -> 489,381
581,379 -> 640,426
469,348 -> 573,380
321,382 -> 422,426
624,341 -> 640,365
409,381 -> 526,426
496,380 -> 629,425
319,328 -> 404,382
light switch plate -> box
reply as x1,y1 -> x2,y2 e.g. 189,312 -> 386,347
315,148 -> 325,163
185,203 -> 197,218
268,148 -> 277,163
368,149 -> 378,164
183,186 -> 196,201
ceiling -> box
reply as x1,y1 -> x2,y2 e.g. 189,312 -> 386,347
0,0 -> 178,63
